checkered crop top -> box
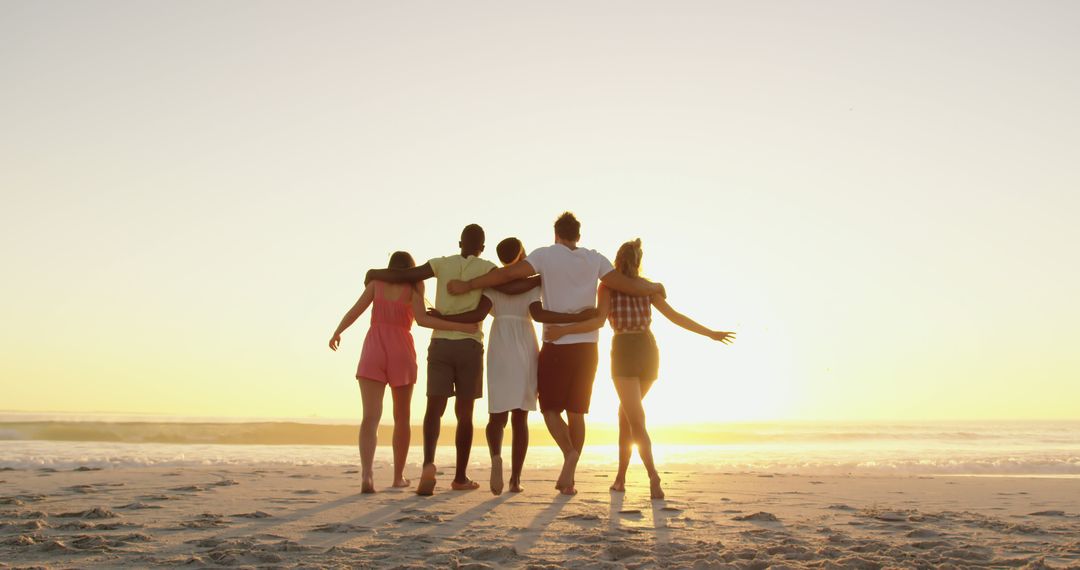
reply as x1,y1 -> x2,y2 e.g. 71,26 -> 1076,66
606,286 -> 652,332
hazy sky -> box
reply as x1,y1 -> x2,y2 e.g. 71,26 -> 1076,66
2,1 -> 1078,424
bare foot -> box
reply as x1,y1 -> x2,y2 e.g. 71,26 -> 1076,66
392,478 -> 410,488
490,456 -> 504,496
451,479 -> 480,491
560,484 -> 578,496
509,478 -> 524,493
610,478 -> 626,492
556,450 -> 580,492
416,464 -> 437,496
361,474 -> 376,494
650,477 -> 665,500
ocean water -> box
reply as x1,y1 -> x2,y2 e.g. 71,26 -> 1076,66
1,415 -> 1077,477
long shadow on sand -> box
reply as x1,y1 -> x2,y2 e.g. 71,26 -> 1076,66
303,490 -> 463,549
651,500 -> 673,546
425,492 -> 514,539
210,490 -> 370,540
511,493 -> 573,556
608,490 -> 625,533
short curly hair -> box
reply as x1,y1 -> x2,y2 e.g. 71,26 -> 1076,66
554,212 -> 581,241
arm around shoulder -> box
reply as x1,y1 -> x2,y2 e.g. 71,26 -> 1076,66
600,270 -> 663,297
448,261 -> 535,295
367,263 -> 435,285
410,282 -> 480,333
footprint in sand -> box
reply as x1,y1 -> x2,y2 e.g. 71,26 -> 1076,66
559,513 -> 602,522
232,511 -> 273,518
733,511 -> 780,522
169,485 -> 206,493
117,502 -> 163,510
2,534 -> 40,547
458,545 -> 519,563
395,513 -> 444,524
312,522 -> 370,533
39,539 -> 74,552
56,521 -> 138,531
56,507 -> 118,519
69,533 -> 153,551
139,494 -> 180,502
1,519 -> 49,531
73,466 -> 103,472
179,513 -> 230,529
906,528 -> 940,538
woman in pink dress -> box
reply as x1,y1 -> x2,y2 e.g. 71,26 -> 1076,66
330,251 -> 479,493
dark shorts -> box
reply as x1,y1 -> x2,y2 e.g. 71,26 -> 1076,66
611,331 -> 660,382
427,338 -> 484,399
537,342 -> 599,414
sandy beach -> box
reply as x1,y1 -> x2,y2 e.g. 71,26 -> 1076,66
2,460 -> 1078,569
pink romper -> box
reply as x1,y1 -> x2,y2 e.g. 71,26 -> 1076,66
356,281 -> 418,387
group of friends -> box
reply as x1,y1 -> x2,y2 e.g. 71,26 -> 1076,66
329,212 -> 735,499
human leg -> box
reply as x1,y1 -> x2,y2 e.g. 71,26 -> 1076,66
358,378 -> 387,493
610,404 -> 633,492
487,411 -> 508,495
417,395 -> 448,495
451,396 -> 479,489
389,383 -> 413,487
613,376 -> 663,499
509,409 -> 529,492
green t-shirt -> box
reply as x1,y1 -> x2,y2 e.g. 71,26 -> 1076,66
427,255 -> 497,342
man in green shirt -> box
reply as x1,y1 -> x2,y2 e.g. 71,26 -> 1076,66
364,224 -> 503,495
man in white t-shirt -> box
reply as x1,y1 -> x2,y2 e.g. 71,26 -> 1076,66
447,212 -> 663,495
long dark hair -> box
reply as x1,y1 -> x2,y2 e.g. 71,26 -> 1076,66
388,251 -> 415,270
386,251 -> 419,293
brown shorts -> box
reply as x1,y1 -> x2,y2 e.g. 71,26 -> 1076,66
427,339 -> 484,399
611,331 -> 660,381
537,342 -> 599,414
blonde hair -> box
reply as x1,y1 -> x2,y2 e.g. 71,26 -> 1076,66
614,238 -> 643,278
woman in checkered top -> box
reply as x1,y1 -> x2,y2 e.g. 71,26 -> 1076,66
546,238 -> 735,499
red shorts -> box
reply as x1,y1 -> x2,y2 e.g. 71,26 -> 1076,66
537,342 -> 599,414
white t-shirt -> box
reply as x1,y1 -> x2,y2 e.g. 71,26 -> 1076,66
525,243 -> 614,345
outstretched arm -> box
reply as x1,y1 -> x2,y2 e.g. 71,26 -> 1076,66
492,275 -> 541,296
428,295 -> 492,323
447,261 -> 535,295
410,282 -> 481,334
652,295 -> 735,344
529,302 -> 599,324
544,286 -> 611,342
366,263 -> 435,285
600,270 -> 665,298
329,285 -> 376,350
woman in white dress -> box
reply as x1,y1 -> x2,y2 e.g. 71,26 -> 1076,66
482,238 -> 540,494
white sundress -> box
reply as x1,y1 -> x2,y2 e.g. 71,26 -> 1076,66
483,287 -> 541,413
